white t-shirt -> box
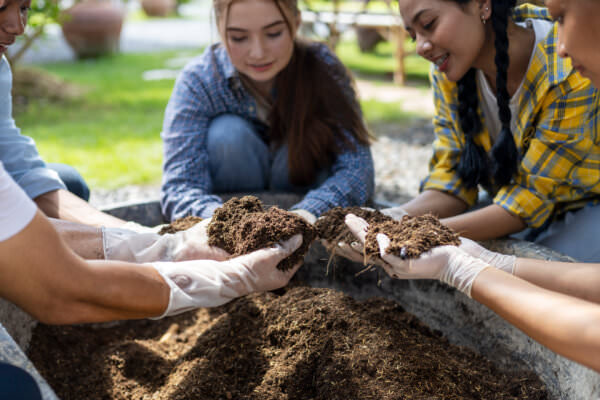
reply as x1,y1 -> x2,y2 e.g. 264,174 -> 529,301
476,18 -> 554,143
0,161 -> 37,242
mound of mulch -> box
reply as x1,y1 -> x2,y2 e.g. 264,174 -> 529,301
28,286 -> 548,400
207,196 -> 317,271
158,216 -> 204,235
316,207 -> 460,260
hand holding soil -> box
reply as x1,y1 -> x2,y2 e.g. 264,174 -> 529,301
207,196 -> 317,271
164,219 -> 231,262
315,206 -> 394,263
346,214 -> 490,296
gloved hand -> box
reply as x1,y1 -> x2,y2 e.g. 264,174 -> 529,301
291,209 -> 317,225
345,214 -> 489,297
321,207 -> 375,263
150,234 -> 303,318
103,219 -> 230,262
459,238 -> 516,274
380,206 -> 409,220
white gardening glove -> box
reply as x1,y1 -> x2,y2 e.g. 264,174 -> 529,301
459,237 -> 516,274
290,209 -> 317,225
150,234 -> 303,318
103,219 -> 230,262
320,207 -> 376,263
345,214 -> 490,297
380,206 -> 409,220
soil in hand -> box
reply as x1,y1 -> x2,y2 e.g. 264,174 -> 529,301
159,216 -> 204,235
365,214 -> 461,260
315,206 -> 393,248
207,196 -> 317,271
28,286 -> 549,400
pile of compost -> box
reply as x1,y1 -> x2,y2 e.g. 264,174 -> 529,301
28,286 -> 548,400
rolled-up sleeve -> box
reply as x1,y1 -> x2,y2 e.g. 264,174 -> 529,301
0,56 -> 65,199
495,77 -> 600,228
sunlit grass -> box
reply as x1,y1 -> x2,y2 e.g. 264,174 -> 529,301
15,41 -> 429,189
15,50 -> 201,189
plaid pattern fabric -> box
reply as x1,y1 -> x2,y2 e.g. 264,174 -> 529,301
161,42 -> 374,220
421,4 -> 600,228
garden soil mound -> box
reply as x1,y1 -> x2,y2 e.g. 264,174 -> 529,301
28,286 -> 548,400
159,216 -> 204,235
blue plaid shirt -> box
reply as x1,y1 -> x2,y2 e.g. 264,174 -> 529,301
161,42 -> 374,220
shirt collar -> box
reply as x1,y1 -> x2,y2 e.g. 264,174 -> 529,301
512,4 -> 573,86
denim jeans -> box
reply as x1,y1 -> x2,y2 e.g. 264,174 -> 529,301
47,163 -> 90,201
475,191 -> 600,262
207,114 -> 329,194
0,362 -> 42,400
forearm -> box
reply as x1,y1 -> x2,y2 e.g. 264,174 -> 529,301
514,258 -> 600,304
471,268 -> 600,372
61,260 -> 169,323
441,204 -> 526,240
34,189 -> 126,228
0,212 -> 168,324
50,218 -> 105,259
401,190 -> 468,218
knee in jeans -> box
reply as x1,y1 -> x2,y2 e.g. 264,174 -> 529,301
207,114 -> 263,160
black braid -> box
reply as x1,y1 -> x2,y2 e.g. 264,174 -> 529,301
456,68 -> 489,188
490,0 -> 518,185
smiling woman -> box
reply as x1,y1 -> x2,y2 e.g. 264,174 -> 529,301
160,0 -> 375,224
369,0 -> 600,262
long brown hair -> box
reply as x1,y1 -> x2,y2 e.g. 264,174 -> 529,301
214,0 -> 372,186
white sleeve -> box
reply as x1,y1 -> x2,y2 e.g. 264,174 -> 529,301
0,161 -> 37,242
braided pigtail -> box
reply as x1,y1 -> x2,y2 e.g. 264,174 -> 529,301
489,0 -> 518,186
456,68 -> 489,188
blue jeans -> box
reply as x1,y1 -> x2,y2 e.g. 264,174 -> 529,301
207,114 -> 329,193
47,163 -> 90,201
0,362 -> 42,400
475,192 -> 600,262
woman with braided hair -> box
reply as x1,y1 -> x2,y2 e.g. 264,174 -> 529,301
338,0 -> 600,374
375,0 -> 600,262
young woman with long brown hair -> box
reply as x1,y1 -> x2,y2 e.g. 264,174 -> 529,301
160,0 -> 374,223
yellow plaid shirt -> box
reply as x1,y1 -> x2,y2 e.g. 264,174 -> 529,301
421,5 -> 600,228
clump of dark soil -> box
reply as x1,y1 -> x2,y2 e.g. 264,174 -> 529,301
207,196 -> 317,271
158,216 -> 204,235
315,206 -> 393,247
365,214 -> 461,260
28,286 -> 549,400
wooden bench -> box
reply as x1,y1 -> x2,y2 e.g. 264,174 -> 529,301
301,9 -> 409,85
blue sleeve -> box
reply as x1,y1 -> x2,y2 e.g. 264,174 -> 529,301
290,44 -> 375,215
0,57 -> 66,199
291,131 -> 375,216
160,58 -> 223,220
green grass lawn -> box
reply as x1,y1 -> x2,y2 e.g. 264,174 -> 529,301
15,51 -> 196,189
15,41 -> 429,189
